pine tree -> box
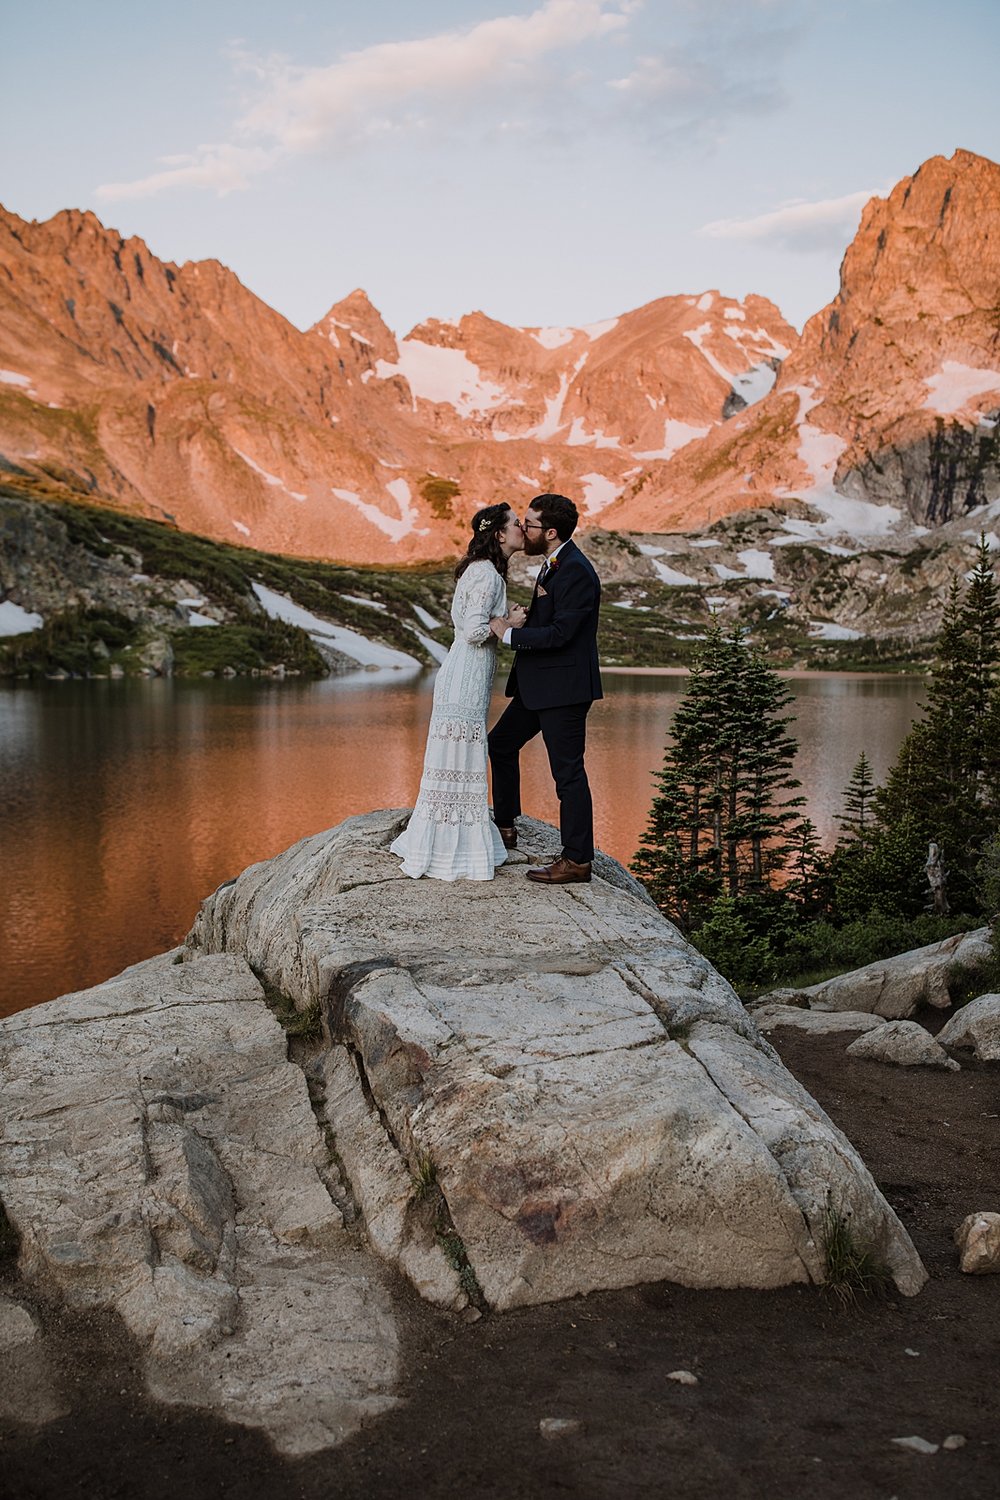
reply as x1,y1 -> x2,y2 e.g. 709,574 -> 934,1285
837,751 -> 877,851
787,818 -> 832,919
633,623 -> 806,928
959,534 -> 1000,789
726,644 -> 806,891
873,535 -> 1000,913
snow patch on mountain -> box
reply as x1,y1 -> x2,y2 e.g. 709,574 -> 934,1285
650,560 -> 698,586
636,419 -> 710,460
326,319 -> 372,347
233,448 -> 306,503
528,353 -> 589,440
376,341 -> 508,416
412,603 -> 441,631
809,620 -> 863,641
331,481 -> 427,543
566,418 -> 621,449
251,582 -> 419,669
730,362 -> 777,404
922,361 -> 1000,415
531,327 -> 575,349
0,600 -> 44,636
737,548 -> 775,579
579,473 -> 623,514
583,318 -> 618,340
340,594 -> 388,612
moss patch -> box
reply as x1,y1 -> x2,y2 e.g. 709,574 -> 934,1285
419,475 -> 461,520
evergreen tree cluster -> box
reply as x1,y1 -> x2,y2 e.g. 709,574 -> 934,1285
632,537 -> 1000,991
859,536 -> 1000,915
631,627 -> 804,927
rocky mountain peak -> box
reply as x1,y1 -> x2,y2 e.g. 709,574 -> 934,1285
2,150 -> 998,564
604,149 -> 1000,538
313,288 -> 399,366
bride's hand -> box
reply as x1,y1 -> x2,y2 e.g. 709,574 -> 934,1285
507,604 -> 527,628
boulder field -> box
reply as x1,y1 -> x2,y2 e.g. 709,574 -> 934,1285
0,812 -> 926,1454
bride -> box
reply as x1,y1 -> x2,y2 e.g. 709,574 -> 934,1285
391,503 -> 526,880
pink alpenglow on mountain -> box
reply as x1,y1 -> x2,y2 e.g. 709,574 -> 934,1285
602,150 -> 1000,538
1,150 -> 998,561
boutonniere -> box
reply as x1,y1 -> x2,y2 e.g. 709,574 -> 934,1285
547,555 -> 560,572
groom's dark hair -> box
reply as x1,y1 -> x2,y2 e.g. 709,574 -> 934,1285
529,493 -> 578,541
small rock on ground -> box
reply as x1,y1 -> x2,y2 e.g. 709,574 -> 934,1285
936,993 -> 1000,1061
891,1436 -> 939,1454
539,1418 -> 583,1439
954,1211 -> 1000,1273
846,1020 -> 959,1071
666,1369 -> 699,1386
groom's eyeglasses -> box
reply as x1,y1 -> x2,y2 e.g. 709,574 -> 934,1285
522,520 -> 546,531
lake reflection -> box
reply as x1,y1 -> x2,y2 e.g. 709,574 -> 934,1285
0,669 -> 925,1015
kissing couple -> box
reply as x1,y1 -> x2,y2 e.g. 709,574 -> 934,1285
391,493 -> 602,886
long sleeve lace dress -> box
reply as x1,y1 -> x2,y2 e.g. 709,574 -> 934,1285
390,560 -> 508,880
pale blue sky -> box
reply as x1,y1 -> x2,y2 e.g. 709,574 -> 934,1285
4,1 -> 997,335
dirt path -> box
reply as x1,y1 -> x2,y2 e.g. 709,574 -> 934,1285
2,1031 -> 998,1500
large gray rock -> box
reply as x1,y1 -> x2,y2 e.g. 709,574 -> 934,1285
936,992 -> 1000,1061
0,814 -> 931,1458
845,1020 -> 960,1071
189,810 -> 926,1303
0,951 -> 399,1456
753,1005 -> 884,1035
758,927 -> 992,1020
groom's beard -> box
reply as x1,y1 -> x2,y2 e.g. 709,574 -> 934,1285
523,534 -> 548,556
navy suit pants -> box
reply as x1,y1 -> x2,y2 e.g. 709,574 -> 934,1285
488,694 -> 594,863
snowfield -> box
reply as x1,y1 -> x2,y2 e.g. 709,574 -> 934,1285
251,583 -> 420,669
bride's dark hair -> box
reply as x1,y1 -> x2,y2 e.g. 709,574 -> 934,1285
455,503 -> 512,581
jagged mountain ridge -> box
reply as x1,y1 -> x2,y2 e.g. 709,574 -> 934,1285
0,204 -> 793,562
1,149 -> 998,570
603,150 -> 1000,539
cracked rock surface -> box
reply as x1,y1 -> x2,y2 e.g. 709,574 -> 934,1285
0,950 -> 399,1456
190,811 -> 926,1306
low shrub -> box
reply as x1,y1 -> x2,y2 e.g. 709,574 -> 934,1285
780,911 -> 981,980
0,607 -> 141,678
821,1197 -> 892,1304
690,896 -> 779,990
171,616 -> 327,677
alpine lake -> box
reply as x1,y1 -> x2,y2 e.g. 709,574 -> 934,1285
0,667 -> 926,1015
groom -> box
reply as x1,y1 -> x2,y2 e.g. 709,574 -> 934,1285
488,493 -> 602,884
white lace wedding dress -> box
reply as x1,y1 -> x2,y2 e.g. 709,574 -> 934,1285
391,560 -> 508,880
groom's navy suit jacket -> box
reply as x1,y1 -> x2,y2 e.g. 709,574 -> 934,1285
505,538 -> 603,711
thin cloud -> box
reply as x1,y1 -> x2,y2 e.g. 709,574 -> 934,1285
607,0 -> 805,142
700,188 -> 885,253
96,0 -> 637,202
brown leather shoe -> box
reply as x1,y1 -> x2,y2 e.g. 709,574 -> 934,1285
497,825 -> 518,850
526,856 -> 592,885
